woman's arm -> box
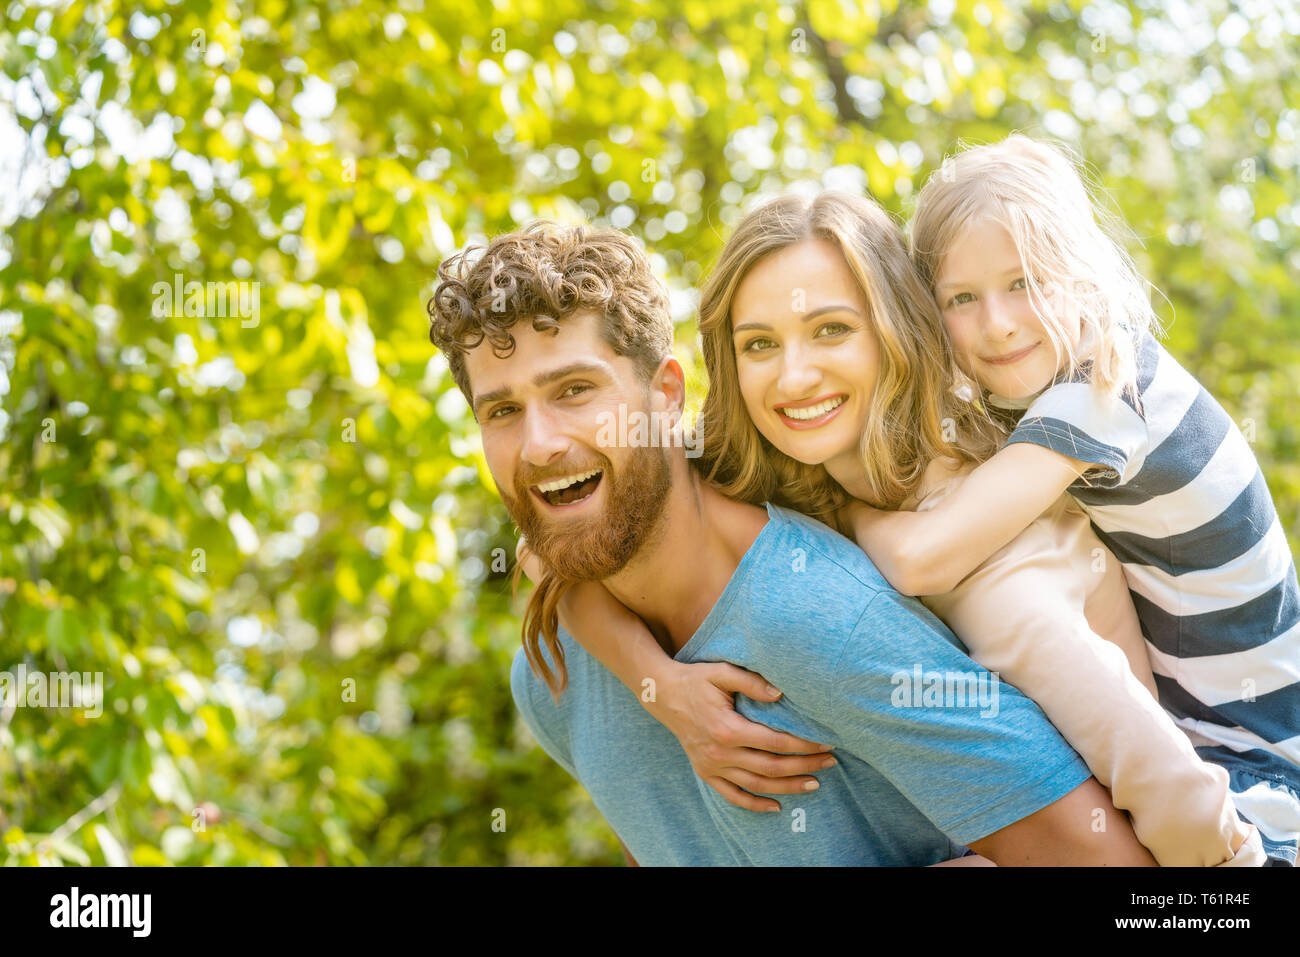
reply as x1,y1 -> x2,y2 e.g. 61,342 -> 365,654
917,487 -> 1259,867
847,443 -> 1096,596
516,538 -> 837,812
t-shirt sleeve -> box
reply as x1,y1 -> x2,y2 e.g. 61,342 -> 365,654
509,646 -> 579,780
827,591 -> 1092,848
1003,381 -> 1148,488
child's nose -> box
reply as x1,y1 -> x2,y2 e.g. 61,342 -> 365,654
981,296 -> 1019,339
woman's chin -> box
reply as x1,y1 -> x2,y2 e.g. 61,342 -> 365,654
762,434 -> 836,467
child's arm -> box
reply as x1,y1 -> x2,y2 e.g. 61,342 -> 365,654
847,443 -> 1098,596
516,539 -> 837,812
916,485 -> 1261,867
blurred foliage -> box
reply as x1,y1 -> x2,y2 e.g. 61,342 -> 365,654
0,0 -> 1296,865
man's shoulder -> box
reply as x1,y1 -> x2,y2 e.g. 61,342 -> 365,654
760,502 -> 893,601
509,643 -> 551,735
509,637 -> 587,780
728,504 -> 954,669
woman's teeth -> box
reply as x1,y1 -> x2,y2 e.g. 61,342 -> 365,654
779,396 -> 846,420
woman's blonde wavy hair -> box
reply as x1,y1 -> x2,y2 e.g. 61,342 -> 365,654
911,135 -> 1161,405
695,191 -> 1005,529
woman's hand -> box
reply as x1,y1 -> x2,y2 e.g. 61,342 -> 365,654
649,660 -> 837,812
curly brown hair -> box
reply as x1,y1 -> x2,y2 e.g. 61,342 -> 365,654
428,221 -> 676,698
428,221 -> 674,405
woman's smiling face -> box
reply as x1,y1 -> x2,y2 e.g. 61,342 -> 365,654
731,236 -> 879,473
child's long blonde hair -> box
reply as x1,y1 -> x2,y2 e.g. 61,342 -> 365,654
911,135 -> 1162,405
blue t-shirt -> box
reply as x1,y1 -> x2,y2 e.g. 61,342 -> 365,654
511,502 -> 1093,865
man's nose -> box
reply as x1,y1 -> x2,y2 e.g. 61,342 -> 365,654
519,405 -> 569,468
776,342 -> 822,397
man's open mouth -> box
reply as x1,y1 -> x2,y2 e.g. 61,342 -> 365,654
533,468 -> 604,507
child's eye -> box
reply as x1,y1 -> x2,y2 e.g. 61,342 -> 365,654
742,337 -> 777,353
815,322 -> 850,338
1010,277 -> 1027,291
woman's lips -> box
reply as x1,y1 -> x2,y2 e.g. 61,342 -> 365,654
774,394 -> 848,430
981,342 -> 1039,366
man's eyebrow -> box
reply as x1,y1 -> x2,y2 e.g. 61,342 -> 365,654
472,360 -> 610,415
732,303 -> 861,335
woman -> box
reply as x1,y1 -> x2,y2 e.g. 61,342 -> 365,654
523,190 -> 1258,866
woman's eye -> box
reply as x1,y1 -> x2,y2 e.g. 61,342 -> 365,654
742,337 -> 776,353
948,292 -> 975,307
815,322 -> 850,337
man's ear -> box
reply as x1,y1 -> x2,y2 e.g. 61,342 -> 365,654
649,355 -> 687,421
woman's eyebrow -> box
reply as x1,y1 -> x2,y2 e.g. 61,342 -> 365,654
732,303 -> 860,335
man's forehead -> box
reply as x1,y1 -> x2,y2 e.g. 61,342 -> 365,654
464,310 -> 622,401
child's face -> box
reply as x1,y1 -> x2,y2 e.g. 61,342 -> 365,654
934,218 -> 1075,400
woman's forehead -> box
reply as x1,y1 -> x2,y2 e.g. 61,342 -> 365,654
732,239 -> 862,317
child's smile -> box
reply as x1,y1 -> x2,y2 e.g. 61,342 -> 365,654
934,218 -> 1078,401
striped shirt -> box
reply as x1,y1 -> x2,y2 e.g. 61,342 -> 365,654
999,329 -> 1300,863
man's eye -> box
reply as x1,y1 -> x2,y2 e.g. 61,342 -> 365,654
815,322 -> 850,337
742,337 -> 776,353
561,383 -> 591,398
947,292 -> 975,307
488,405 -> 517,420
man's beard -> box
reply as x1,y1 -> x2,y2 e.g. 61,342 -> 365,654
506,444 -> 673,582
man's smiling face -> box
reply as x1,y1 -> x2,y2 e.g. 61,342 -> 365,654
465,309 -> 674,581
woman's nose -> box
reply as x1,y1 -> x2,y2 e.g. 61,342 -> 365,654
776,343 -> 822,397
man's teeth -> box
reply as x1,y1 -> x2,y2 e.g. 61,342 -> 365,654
536,469 -> 601,493
780,396 -> 846,420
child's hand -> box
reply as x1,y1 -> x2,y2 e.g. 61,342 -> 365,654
652,660 -> 837,812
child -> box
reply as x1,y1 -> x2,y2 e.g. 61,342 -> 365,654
850,134 -> 1300,866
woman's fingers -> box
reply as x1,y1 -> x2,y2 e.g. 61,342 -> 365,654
722,744 -> 837,780
716,764 -> 826,797
704,776 -> 782,813
705,662 -> 784,701
720,711 -> 833,757
703,664 -> 834,755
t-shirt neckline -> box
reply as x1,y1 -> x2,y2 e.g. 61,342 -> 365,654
672,503 -> 780,663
